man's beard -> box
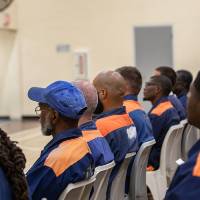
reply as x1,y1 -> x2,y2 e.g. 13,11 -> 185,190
41,118 -> 54,136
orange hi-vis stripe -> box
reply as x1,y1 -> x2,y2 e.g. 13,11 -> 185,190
44,137 -> 90,177
123,100 -> 143,113
82,130 -> 103,142
96,113 -> 134,137
193,153 -> 200,177
151,101 -> 173,116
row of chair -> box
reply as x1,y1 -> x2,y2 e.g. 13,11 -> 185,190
59,139 -> 156,200
58,120 -> 200,200
147,120 -> 200,200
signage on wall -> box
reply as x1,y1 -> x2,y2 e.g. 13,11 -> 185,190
74,49 -> 89,80
56,44 -> 70,53
3,13 -> 10,27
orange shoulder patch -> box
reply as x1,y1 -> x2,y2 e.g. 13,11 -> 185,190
96,113 -> 134,137
193,153 -> 200,177
123,100 -> 143,113
151,101 -> 173,116
44,137 -> 90,177
82,129 -> 103,142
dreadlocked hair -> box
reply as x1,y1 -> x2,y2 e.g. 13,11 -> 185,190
0,128 -> 29,200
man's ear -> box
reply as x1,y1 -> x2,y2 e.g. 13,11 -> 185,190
101,89 -> 107,100
156,85 -> 161,95
52,111 -> 59,124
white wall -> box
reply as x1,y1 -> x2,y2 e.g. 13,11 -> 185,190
0,30 -> 20,117
1,0 -> 200,116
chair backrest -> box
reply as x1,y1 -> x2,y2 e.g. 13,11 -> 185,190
181,124 -> 200,161
129,139 -> 156,200
58,175 -> 96,200
91,161 -> 115,200
159,123 -> 184,185
180,119 -> 188,127
110,152 -> 136,200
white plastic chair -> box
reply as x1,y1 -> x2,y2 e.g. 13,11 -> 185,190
91,161 -> 115,200
129,139 -> 156,200
180,119 -> 188,127
110,152 -> 136,200
146,123 -> 184,200
181,123 -> 200,161
58,175 -> 96,200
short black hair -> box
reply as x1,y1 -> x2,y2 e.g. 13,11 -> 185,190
116,66 -> 142,94
176,70 -> 193,91
156,66 -> 176,86
150,75 -> 172,96
194,71 -> 200,94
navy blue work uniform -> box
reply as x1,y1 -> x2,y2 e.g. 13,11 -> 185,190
0,167 -> 12,200
165,139 -> 200,200
123,94 -> 154,145
168,94 -> 186,120
177,92 -> 187,111
148,97 -> 180,169
95,107 -> 138,198
123,94 -> 154,193
27,128 -> 94,200
80,120 -> 114,167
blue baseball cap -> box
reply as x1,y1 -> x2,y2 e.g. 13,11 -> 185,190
28,80 -> 87,119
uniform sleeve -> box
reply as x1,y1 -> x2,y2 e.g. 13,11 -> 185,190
88,138 -> 114,166
27,154 -> 93,200
169,95 -> 186,120
129,110 -> 154,145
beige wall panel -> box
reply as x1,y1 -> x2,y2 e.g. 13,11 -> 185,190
15,0 -> 200,115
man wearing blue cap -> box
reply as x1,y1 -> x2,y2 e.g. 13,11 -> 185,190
26,80 -> 94,200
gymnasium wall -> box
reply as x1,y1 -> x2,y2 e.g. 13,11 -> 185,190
1,0 -> 200,116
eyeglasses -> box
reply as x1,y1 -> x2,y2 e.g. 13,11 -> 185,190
35,106 -> 42,116
35,105 -> 53,116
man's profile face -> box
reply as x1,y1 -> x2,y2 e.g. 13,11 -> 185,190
187,85 -> 200,129
154,70 -> 161,76
38,103 -> 54,136
143,81 -> 158,101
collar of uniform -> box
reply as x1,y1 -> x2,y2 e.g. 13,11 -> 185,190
95,106 -> 125,119
44,128 -> 82,151
150,96 -> 169,112
79,120 -> 96,131
124,94 -> 138,101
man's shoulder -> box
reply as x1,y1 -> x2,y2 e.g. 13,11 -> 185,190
96,113 -> 134,137
150,101 -> 174,116
123,100 -> 144,113
44,137 -> 91,177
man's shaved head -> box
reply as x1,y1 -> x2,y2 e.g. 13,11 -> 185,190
93,70 -> 126,98
73,80 -> 98,115
93,70 -> 126,112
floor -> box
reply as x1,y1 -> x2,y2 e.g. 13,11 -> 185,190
0,119 -> 51,171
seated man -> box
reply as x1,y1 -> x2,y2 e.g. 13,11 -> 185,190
155,66 -> 186,120
26,81 -> 94,200
93,71 -> 138,197
74,80 -> 114,167
173,69 -> 193,110
116,66 -> 154,194
143,75 -> 180,170
165,71 -> 200,200
116,66 -> 154,145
